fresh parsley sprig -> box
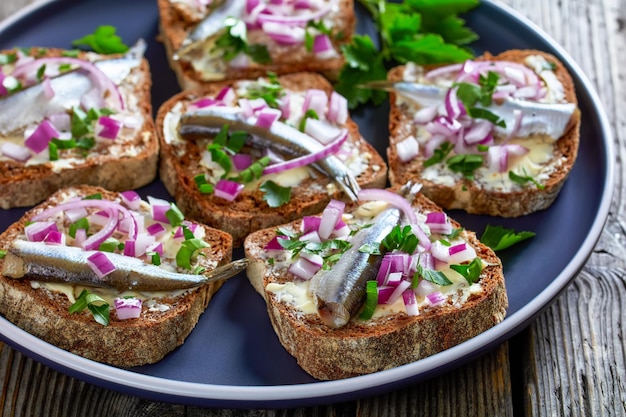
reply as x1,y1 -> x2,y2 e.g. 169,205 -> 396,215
336,0 -> 480,108
69,290 -> 110,326
214,17 -> 271,64
72,25 -> 129,54
480,224 -> 535,251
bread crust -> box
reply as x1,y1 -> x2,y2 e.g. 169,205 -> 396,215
0,186 -> 233,367
157,0 -> 354,88
387,50 -> 581,217
156,72 -> 388,246
243,193 -> 508,380
0,48 -> 158,209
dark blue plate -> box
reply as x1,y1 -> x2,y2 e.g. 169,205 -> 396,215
0,0 -> 613,408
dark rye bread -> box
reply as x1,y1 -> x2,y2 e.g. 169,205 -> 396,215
156,72 -> 388,246
387,50 -> 581,217
243,192 -> 508,380
0,186 -> 233,367
157,0 -> 353,89
0,47 -> 158,209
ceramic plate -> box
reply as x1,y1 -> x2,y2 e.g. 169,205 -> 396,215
0,0 -> 613,408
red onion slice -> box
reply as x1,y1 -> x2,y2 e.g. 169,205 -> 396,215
86,251 -> 116,278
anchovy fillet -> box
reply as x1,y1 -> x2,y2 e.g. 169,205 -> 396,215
366,80 -> 577,139
2,240 -> 246,292
0,41 -> 145,136
179,106 -> 361,200
309,184 -> 420,328
174,0 -> 246,60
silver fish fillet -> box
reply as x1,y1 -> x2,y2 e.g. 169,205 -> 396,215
2,240 -> 247,292
365,80 -> 577,140
308,183 -> 421,328
174,0 -> 246,60
0,40 -> 146,136
179,106 -> 361,201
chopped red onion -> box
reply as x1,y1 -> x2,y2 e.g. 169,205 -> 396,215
396,135 -> 419,162
318,199 -> 345,239
301,215 -> 321,233
385,279 -> 411,305
413,105 -> 439,124
0,142 -> 31,162
232,153 -> 253,171
299,230 -> 321,243
264,235 -> 287,251
189,97 -> 219,110
96,116 -> 122,140
425,211 -> 452,235
43,230 -> 66,245
214,179 -> 244,201
120,190 -> 141,210
42,77 -> 55,100
24,119 -> 60,154
146,222 -> 167,238
377,286 -> 394,304
402,290 -> 419,316
263,22 -> 306,45
302,89 -> 327,116
114,297 -> 142,320
215,86 -> 235,104
300,251 -> 324,268
426,291 -> 446,306
255,107 -> 282,129
327,91 -> 347,125
304,118 -> 343,145
87,251 -> 116,278
312,34 -> 337,59
25,221 -> 58,242
288,256 -> 320,280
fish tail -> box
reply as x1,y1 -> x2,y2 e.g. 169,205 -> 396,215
203,258 -> 248,283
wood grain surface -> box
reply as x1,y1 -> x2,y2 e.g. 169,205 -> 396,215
1,0 -> 625,416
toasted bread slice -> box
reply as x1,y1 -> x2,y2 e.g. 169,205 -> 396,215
156,72 -> 387,246
0,45 -> 158,209
0,186 -> 234,367
157,0 -> 353,89
387,50 -> 580,217
244,188 -> 508,380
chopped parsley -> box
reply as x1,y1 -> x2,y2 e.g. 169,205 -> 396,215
71,25 -> 129,54
446,153 -> 484,179
359,280 -> 379,320
214,17 -> 271,64
260,180 -> 291,208
480,224 -> 536,251
240,73 -> 284,108
69,290 -> 110,326
413,263 -> 453,287
450,257 -> 483,284
424,142 -> 454,167
509,170 -> 545,189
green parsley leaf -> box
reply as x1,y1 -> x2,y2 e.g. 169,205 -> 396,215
415,264 -> 453,286
69,218 -> 89,238
260,180 -> 291,208
0,52 -> 18,65
48,142 -> 59,161
214,17 -> 271,64
72,25 -> 129,54
176,238 -> 210,270
509,170 -> 545,189
450,257 -> 483,284
480,224 -> 536,251
381,225 -> 420,254
424,141 -> 453,167
234,156 -> 270,183
446,153 -> 483,179
165,204 -> 185,227
82,193 -> 102,200
299,109 -> 319,132
241,73 -> 284,108
69,290 -> 110,326
0,249 -> 6,259
359,280 -> 379,320
99,238 -> 123,253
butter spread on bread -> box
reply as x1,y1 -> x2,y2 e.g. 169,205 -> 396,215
0,43 -> 158,209
244,186 -> 507,380
387,50 -> 581,217
0,186 -> 234,367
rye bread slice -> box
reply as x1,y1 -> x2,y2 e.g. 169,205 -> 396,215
157,0 -> 353,89
387,50 -> 581,217
156,72 -> 388,246
0,47 -> 158,209
0,186 -> 233,367
243,191 -> 508,380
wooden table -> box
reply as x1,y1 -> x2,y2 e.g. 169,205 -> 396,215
0,0 -> 624,415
